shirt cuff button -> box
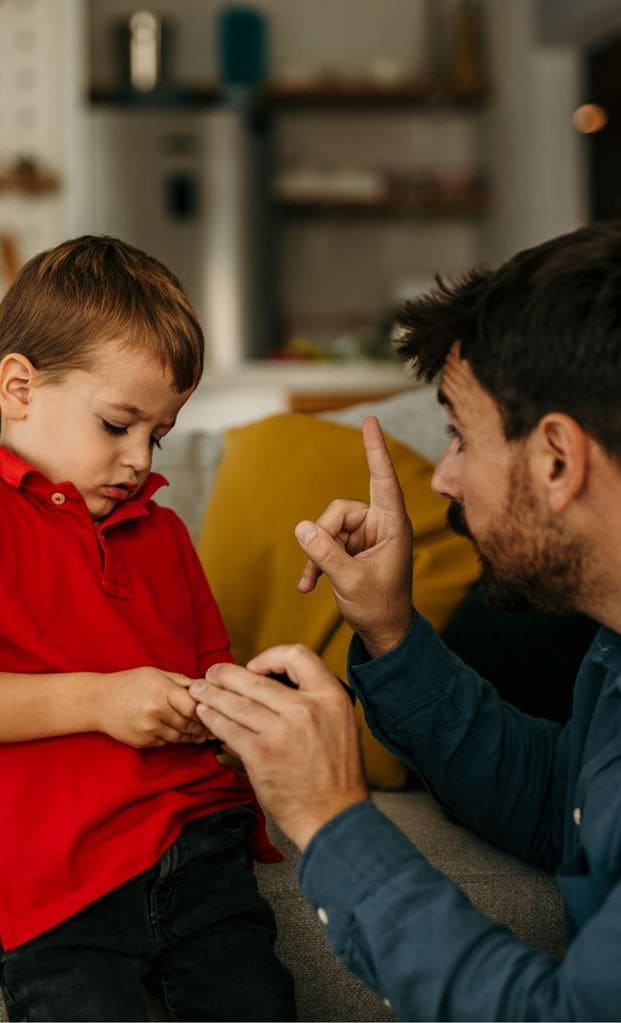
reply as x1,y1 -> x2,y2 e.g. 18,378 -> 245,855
317,907 -> 329,925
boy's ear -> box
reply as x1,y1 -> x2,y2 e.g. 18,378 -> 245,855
0,354 -> 37,420
532,413 -> 589,513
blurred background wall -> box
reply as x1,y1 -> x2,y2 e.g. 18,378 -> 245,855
0,0 -> 616,386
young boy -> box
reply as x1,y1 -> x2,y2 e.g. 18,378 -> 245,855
0,236 -> 295,1022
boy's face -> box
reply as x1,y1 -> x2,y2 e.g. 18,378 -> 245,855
2,341 -> 193,520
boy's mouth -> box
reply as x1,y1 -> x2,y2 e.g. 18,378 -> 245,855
100,482 -> 138,501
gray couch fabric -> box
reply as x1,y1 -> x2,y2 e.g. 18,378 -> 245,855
256,790 -> 565,1023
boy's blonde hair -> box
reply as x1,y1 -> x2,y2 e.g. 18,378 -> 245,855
0,235 -> 204,391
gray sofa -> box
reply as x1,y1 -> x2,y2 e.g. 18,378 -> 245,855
257,792 -> 565,1022
0,392 -> 566,1021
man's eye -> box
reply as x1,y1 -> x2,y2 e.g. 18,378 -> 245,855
150,436 -> 162,450
102,420 -> 128,437
446,424 -> 465,451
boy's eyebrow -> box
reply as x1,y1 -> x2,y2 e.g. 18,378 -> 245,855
108,402 -> 144,417
106,402 -> 176,428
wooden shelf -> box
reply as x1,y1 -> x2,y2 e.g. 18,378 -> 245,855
88,83 -> 220,107
88,80 -> 488,110
262,80 -> 487,108
276,190 -> 489,218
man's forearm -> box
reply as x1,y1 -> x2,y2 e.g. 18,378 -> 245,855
348,612 -> 564,869
298,800 -> 587,1021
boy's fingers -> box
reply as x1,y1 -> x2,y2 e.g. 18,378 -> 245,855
161,706 -> 194,732
167,672 -> 193,688
168,686 -> 201,719
156,723 -> 185,744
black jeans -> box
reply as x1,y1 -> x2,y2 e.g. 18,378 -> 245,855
0,808 -> 295,1022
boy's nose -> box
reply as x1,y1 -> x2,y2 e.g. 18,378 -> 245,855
121,439 -> 151,475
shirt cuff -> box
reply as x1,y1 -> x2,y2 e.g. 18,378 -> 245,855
298,800 -> 422,948
347,610 -> 459,716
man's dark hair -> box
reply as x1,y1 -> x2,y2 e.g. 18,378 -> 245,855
394,220 -> 621,458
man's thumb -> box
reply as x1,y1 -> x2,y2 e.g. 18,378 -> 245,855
295,520 -> 318,546
295,519 -> 351,580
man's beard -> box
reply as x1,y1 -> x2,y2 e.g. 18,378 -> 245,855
446,461 -> 587,615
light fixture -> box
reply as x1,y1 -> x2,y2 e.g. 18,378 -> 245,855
572,103 -> 608,134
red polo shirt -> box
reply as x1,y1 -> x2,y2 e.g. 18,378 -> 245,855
0,447 -> 278,950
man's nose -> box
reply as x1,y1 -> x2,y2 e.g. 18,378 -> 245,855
431,443 -> 463,502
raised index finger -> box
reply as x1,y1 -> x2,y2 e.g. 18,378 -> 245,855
362,416 -> 408,514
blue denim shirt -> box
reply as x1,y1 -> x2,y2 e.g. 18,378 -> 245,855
298,612 -> 621,1021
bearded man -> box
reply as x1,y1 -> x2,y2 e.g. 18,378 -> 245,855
191,221 -> 621,1020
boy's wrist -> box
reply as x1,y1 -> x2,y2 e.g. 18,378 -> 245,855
66,671 -> 109,736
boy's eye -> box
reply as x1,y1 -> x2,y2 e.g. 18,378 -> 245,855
102,420 -> 128,437
102,419 -> 163,449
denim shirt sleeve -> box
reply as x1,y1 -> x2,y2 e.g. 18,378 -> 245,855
299,800 -> 621,1022
347,612 -> 567,870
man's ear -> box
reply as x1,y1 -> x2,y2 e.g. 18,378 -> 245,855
532,413 -> 589,513
0,354 -> 37,420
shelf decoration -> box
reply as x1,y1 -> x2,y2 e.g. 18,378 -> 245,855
0,157 -> 61,196
275,165 -> 489,218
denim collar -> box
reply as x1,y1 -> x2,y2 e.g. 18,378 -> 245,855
590,626 -> 621,697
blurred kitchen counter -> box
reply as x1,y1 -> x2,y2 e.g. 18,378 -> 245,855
175,358 -> 415,431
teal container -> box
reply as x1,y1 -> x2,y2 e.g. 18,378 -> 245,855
216,6 -> 268,87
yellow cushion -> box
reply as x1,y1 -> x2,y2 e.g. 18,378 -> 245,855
198,414 -> 479,789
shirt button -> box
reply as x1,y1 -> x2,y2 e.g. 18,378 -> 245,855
383,998 -> 392,1008
317,907 -> 329,925
573,807 -> 582,826
51,492 -> 66,506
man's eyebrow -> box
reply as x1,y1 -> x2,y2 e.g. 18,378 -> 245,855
437,389 -> 463,424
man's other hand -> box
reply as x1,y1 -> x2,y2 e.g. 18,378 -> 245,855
191,645 -> 369,850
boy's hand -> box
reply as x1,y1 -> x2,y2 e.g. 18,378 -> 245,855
93,667 -> 211,748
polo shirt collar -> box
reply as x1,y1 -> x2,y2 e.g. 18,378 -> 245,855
0,445 -> 38,489
0,445 -> 168,526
